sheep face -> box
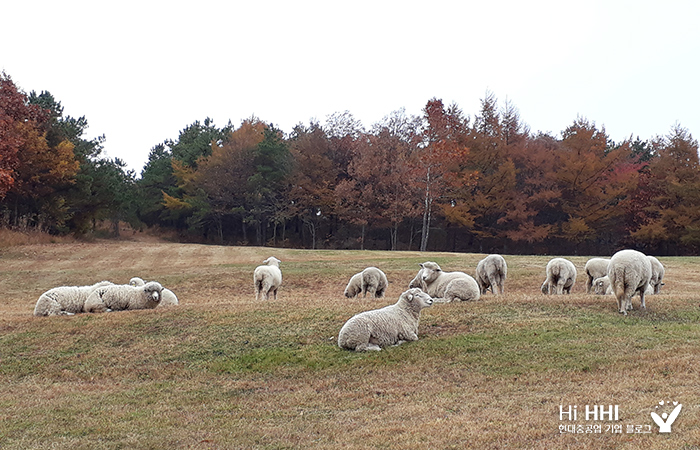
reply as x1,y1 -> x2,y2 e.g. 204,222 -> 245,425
143,282 -> 163,303
404,288 -> 433,310
592,278 -> 608,295
419,262 -> 442,284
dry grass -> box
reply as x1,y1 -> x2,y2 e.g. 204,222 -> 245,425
1,241 -> 699,449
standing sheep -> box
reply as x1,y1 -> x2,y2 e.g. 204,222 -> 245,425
344,267 -> 388,298
338,288 -> 433,352
414,262 -> 480,302
648,256 -> 665,294
584,258 -> 610,293
475,254 -> 507,295
608,249 -> 652,315
254,257 -> 282,301
130,277 -> 179,307
541,258 -> 577,295
33,281 -> 114,316
84,281 -> 164,313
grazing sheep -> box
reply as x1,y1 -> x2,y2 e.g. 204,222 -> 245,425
254,257 -> 282,301
541,258 -> 577,295
33,281 -> 114,316
648,256 -> 665,294
129,277 -> 179,307
592,275 -> 613,295
608,249 -> 652,315
592,275 -> 654,296
344,267 -> 388,298
584,258 -> 610,293
414,262 -> 480,302
475,254 -> 507,295
338,288 -> 433,352
84,282 -> 163,313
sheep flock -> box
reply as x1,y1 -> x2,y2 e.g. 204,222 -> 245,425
31,249 -> 668,352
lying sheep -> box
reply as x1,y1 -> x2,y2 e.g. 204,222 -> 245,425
83,282 -> 163,313
344,267 -> 388,298
541,258 -> 577,294
608,249 -> 652,315
648,256 -> 665,294
33,281 -> 114,316
475,254 -> 507,295
338,288 -> 433,351
254,256 -> 282,301
592,275 -> 654,296
413,262 -> 480,302
584,258 -> 610,293
129,277 -> 179,307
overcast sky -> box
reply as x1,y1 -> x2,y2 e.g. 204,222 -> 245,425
3,0 -> 699,175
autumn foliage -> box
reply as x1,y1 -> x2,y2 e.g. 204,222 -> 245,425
3,70 -> 700,254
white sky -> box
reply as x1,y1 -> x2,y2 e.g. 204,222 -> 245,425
3,0 -> 699,175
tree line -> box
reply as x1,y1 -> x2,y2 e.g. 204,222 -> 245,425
2,71 -> 699,255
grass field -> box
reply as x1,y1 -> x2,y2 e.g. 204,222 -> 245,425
1,239 -> 699,449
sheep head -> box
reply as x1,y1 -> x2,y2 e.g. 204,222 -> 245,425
420,262 -> 442,284
143,281 -> 163,302
129,277 -> 145,287
402,288 -> 433,310
263,257 -> 281,267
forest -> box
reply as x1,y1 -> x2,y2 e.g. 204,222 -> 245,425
2,71 -> 699,255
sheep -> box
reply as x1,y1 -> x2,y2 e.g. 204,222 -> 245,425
607,249 -> 652,315
33,281 -> 114,316
344,267 -> 388,298
541,258 -> 577,294
129,277 -> 179,307
337,288 -> 433,352
584,258 -> 610,293
84,281 -> 164,313
475,254 -> 507,295
648,256 -> 665,294
592,275 -> 613,295
254,256 -> 282,301
592,275 -> 654,296
413,262 -> 480,302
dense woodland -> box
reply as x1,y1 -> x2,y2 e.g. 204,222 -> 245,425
1,72 -> 699,255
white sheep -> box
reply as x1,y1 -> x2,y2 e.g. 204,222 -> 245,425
344,267 -> 388,298
584,258 -> 610,293
337,288 -> 433,351
592,275 -> 613,295
592,275 -> 654,296
254,256 -> 282,301
129,277 -> 179,307
33,281 -> 114,316
541,258 -> 577,294
648,256 -> 665,294
475,254 -> 507,295
413,262 -> 480,302
83,281 -> 164,313
607,249 -> 652,315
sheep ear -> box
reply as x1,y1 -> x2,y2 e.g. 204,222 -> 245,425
419,263 -> 424,269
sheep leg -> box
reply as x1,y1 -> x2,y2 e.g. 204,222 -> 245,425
639,290 -> 647,309
488,275 -> 499,295
355,343 -> 382,351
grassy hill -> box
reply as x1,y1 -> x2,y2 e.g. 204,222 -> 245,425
1,241 -> 698,449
